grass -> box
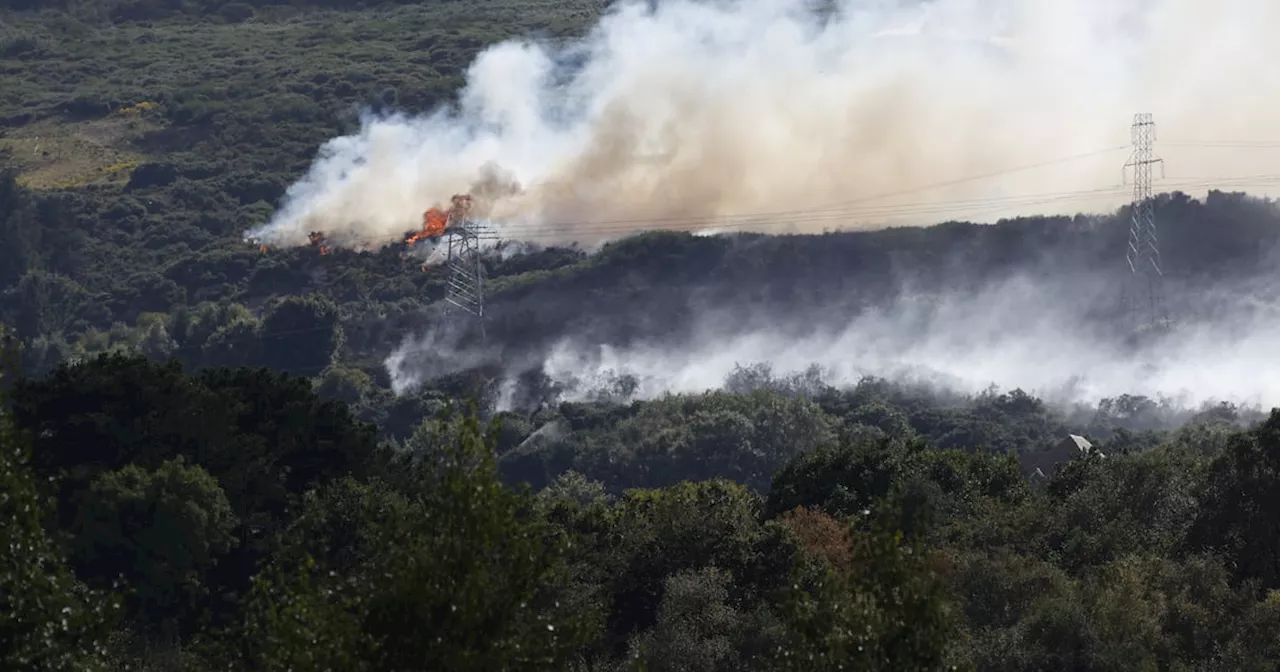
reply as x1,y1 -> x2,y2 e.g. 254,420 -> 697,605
0,114 -> 154,189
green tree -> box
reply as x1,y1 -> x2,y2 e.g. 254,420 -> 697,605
600,480 -> 786,649
0,327 -> 117,670
0,169 -> 41,287
199,314 -> 262,369
221,410 -> 600,670
315,364 -> 372,405
259,294 -> 343,376
768,507 -> 959,671
11,353 -> 384,631
628,567 -> 745,672
71,457 -> 238,636
1191,410 -> 1280,588
765,434 -> 924,520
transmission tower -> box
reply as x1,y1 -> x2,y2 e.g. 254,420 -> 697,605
442,214 -> 495,328
1122,113 -> 1167,333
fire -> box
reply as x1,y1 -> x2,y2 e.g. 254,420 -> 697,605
407,208 -> 449,245
308,231 -> 329,255
405,193 -> 474,246
259,244 -> 267,254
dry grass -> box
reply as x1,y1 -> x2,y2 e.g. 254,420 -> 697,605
1,108 -> 161,189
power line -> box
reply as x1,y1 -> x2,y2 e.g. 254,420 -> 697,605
209,181 -> 1267,370
205,134 -> 1280,377
249,141 -> 1280,257
1162,140 -> 1280,148
283,142 -> 1280,252
285,174 -> 1279,252
259,144 -> 1133,253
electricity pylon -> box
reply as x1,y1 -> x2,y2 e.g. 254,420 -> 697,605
1122,113 -> 1168,334
441,208 -> 497,339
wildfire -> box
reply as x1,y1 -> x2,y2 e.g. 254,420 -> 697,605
256,193 -> 475,260
409,208 -> 449,245
405,193 -> 474,246
308,231 -> 329,255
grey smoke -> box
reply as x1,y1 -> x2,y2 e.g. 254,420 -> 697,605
384,255 -> 1280,413
246,0 -> 1280,251
384,318 -> 502,395
268,0 -> 1280,414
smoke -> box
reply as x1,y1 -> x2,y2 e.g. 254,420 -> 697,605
264,0 -> 1280,419
247,0 -> 1280,250
531,283 -> 1280,411
383,263 -> 1280,413
384,319 -> 503,395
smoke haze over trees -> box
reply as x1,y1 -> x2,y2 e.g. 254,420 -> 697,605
385,189 -> 1280,412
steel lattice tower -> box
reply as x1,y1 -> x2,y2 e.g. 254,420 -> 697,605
443,215 -> 494,325
1123,113 -> 1167,333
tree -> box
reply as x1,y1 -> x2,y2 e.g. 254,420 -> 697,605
0,327 -> 116,670
12,353 -> 382,517
597,480 -> 792,654
765,434 -> 923,520
199,313 -> 262,369
219,410 -> 600,670
11,353 -> 384,631
628,567 -> 745,672
259,294 -> 343,376
0,169 -> 40,287
315,364 -> 372,405
768,507 -> 959,672
71,457 -> 238,636
1190,410 -> 1280,588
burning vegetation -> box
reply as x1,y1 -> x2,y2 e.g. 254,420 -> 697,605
308,231 -> 329,255
406,194 -> 474,246
256,193 -> 476,258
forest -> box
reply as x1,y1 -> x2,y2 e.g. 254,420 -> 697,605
6,0 -> 1280,670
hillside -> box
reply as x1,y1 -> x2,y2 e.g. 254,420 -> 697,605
7,1 -> 1280,670
4,1 -> 1280,399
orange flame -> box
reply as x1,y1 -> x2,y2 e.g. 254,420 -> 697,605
405,193 -> 475,246
259,244 -> 268,254
407,207 -> 449,245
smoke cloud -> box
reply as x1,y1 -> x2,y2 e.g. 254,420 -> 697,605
246,0 -> 1280,250
536,279 -> 1280,411
255,0 -> 1280,421
386,266 -> 1280,414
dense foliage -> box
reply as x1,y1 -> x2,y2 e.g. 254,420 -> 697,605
7,1 -> 1280,670
1,346 -> 1278,670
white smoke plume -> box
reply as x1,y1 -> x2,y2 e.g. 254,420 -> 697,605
529,281 -> 1280,412
379,257 -> 1280,413
384,319 -> 503,395
529,276 -> 1280,411
246,0 -> 1280,250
